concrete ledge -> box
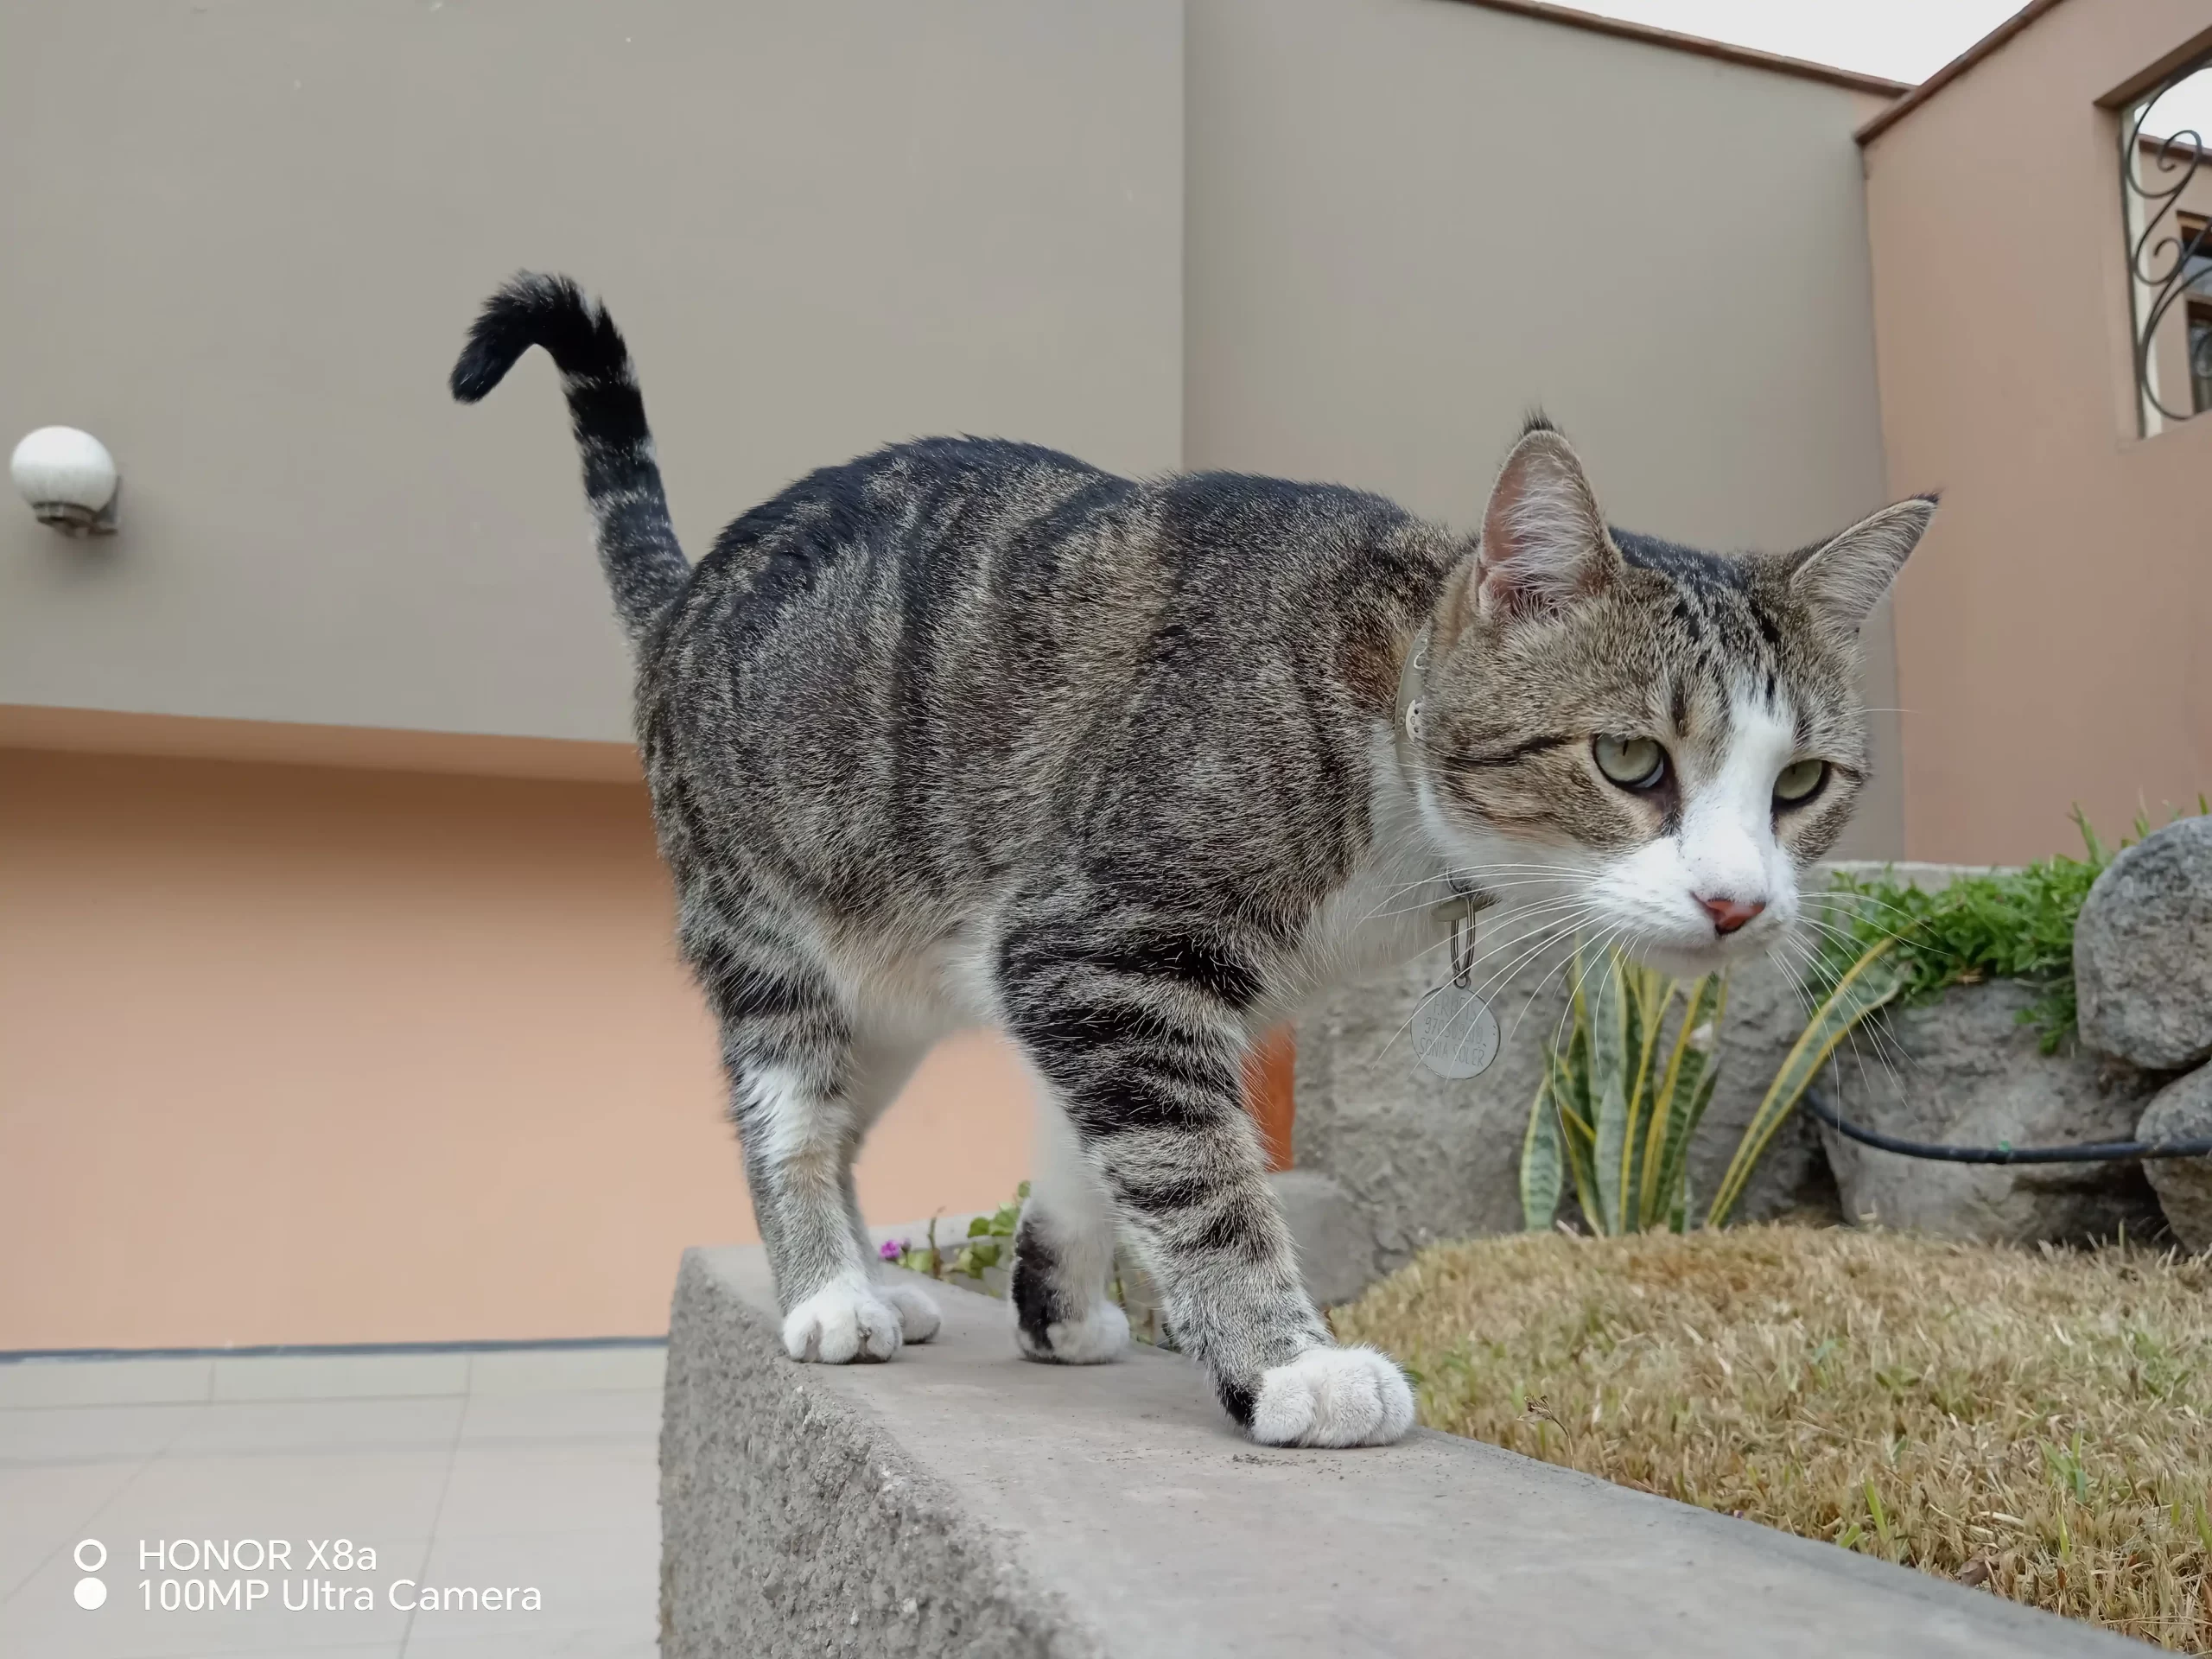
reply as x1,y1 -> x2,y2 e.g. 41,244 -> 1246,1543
660,1247 -> 2129,1657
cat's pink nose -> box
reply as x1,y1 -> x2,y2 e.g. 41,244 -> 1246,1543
1696,895 -> 1765,935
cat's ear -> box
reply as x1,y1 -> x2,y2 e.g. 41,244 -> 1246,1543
1789,495 -> 1937,631
1474,422 -> 1619,622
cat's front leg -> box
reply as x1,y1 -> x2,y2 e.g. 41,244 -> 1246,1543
998,915 -> 1414,1446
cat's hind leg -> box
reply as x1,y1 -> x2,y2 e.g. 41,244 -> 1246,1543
1010,1082 -> 1129,1364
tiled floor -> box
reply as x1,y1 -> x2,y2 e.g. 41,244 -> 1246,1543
0,1345 -> 664,1658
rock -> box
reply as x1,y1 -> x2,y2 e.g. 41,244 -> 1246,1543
2138,1066 -> 2212,1254
2075,816 -> 2212,1071
1820,979 -> 2166,1245
1267,1168 -> 1381,1306
1293,931 -> 1837,1271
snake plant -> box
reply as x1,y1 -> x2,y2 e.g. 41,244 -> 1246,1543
1522,935 -> 1909,1233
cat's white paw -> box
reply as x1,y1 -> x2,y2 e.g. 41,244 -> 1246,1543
1249,1345 -> 1414,1447
879,1279 -> 940,1344
1015,1299 -> 1130,1365
781,1282 -> 903,1363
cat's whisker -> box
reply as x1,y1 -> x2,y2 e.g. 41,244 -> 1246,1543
1775,933 -> 1923,1098
1351,868 -> 1547,922
1338,836 -> 1539,918
1376,901 -> 1598,1058
1385,892 -> 1599,974
1352,863 -> 1590,920
1355,874 -> 1583,926
1548,923 -> 1633,1065
1475,918 -> 1602,1054
1421,906 -> 1604,1063
1789,912 -> 1916,966
1800,892 -> 1920,930
1468,908 -> 1599,1003
1374,899 -> 1594,1035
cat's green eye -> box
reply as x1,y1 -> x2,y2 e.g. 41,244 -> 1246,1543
1774,758 -> 1828,805
1592,734 -> 1665,790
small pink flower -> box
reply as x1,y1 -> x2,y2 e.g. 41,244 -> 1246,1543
880,1239 -> 906,1261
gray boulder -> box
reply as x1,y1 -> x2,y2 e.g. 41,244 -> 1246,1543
1268,1168 -> 1382,1306
1293,933 -> 1836,1271
1820,979 -> 2165,1244
2138,1066 -> 2212,1254
2075,816 -> 2212,1071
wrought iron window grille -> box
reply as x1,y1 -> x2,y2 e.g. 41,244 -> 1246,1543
2123,49 -> 2212,435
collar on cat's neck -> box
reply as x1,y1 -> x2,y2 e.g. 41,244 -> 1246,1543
1391,618 -> 1434,791
1392,619 -> 1497,927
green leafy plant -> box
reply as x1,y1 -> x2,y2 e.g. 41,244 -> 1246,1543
1521,944 -> 1725,1235
1522,935 -> 1917,1233
882,1183 -> 1179,1349
1704,938 -> 1906,1227
886,1182 -> 1027,1281
1804,804 -> 2203,1053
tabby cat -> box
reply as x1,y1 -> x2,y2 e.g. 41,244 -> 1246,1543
450,273 -> 1931,1447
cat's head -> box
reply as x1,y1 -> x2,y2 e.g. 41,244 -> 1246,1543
1414,418 -> 1934,978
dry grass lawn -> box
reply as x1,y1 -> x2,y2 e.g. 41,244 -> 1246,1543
1334,1225 -> 2212,1652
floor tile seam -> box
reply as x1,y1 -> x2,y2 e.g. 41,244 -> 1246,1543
0,1339 -> 665,1361
33,1636 -> 413,1659
0,1452 -> 172,1471
0,1454 -> 151,1605
448,1433 -> 660,1450
0,1394 -> 204,1606
460,1384 -> 665,1397
0,1384 -> 216,1411
0,1390 -> 475,1411
205,1390 -> 472,1406
396,1386 -> 472,1657
148,1440 -> 474,1464
0,1400 -> 211,1414
0,1383 -> 662,1411
411,1522 -> 664,1543
73,1636 -> 416,1659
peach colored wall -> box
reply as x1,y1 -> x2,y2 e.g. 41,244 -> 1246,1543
0,748 -> 1034,1351
0,702 -> 642,785
1863,0 -> 2212,863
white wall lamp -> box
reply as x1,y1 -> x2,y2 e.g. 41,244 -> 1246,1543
11,426 -> 120,536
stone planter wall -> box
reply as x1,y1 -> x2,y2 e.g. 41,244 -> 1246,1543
1819,979 -> 2165,1244
1294,932 -> 1837,1271
1289,856 -> 2212,1263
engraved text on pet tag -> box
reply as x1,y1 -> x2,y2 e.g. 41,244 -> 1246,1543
1414,899 -> 1499,1079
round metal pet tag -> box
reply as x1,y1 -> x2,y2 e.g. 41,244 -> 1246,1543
1413,985 -> 1500,1079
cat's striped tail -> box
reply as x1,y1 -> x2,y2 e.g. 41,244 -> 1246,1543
449,272 -> 689,648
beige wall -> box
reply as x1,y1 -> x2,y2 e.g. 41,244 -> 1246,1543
0,0 -> 1182,743
1864,0 -> 2212,862
1184,0 -> 1907,855
0,747 -> 1034,1350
